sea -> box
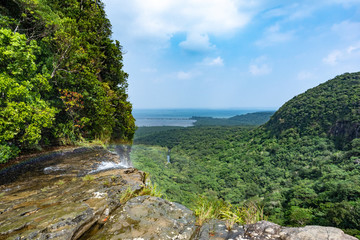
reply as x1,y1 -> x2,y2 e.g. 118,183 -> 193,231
133,108 -> 274,127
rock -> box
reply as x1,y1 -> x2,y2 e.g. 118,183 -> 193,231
0,147 -> 144,240
0,148 -> 358,240
281,225 -> 358,240
241,221 -> 358,240
88,195 -> 197,240
195,220 -> 357,240
196,220 -> 245,240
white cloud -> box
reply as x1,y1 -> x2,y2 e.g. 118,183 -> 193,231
133,0 -> 252,35
323,50 -> 342,66
249,64 -> 272,76
297,71 -> 316,81
263,2 -> 320,23
347,43 -> 360,54
176,70 -> 201,80
256,24 -> 295,47
323,43 -> 360,66
200,56 -> 224,66
179,33 -> 215,52
249,56 -> 272,76
104,0 -> 256,50
264,1 -> 359,22
177,71 -> 191,80
332,21 -> 360,41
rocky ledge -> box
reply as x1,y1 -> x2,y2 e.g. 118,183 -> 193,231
0,147 -> 357,240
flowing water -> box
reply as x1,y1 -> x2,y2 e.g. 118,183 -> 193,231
0,145 -> 138,240
0,145 -> 132,186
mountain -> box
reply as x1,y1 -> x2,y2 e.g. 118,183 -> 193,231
229,111 -> 275,125
132,72 -> 360,238
191,111 -> 275,126
265,72 -> 360,146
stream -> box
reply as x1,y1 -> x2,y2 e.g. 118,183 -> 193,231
0,145 -> 142,240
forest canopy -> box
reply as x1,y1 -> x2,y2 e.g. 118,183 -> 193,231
0,0 -> 135,162
133,72 -> 360,238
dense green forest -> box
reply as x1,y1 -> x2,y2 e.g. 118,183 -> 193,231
0,0 -> 135,162
266,72 -> 360,148
133,72 -> 360,238
192,111 -> 274,126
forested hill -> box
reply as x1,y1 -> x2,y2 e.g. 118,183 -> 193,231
265,72 -> 360,147
192,111 -> 275,126
133,72 -> 360,238
0,0 -> 135,162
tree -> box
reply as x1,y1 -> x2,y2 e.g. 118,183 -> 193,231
0,29 -> 56,161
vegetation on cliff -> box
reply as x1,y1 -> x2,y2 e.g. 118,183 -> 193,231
265,72 -> 360,147
0,0 -> 135,162
132,72 -> 360,238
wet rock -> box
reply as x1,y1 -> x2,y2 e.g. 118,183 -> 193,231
88,195 -> 197,240
0,148 -> 144,240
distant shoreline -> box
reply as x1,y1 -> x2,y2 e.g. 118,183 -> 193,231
133,109 -> 276,127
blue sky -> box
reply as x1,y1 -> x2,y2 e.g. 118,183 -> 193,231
103,0 -> 360,109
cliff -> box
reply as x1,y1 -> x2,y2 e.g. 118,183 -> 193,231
0,148 -> 357,240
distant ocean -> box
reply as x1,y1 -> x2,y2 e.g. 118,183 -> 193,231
133,109 -> 274,127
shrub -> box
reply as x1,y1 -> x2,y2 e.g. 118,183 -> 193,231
0,144 -> 19,163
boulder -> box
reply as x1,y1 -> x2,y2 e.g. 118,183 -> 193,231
88,195 -> 196,240
241,221 -> 358,240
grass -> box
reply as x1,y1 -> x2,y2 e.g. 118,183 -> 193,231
220,202 -> 266,229
82,175 -> 95,181
119,176 -> 163,204
191,195 -> 226,226
75,137 -> 108,149
55,180 -> 65,185
191,195 -> 267,228
41,186 -> 51,192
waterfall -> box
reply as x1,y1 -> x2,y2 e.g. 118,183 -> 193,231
167,148 -> 171,163
91,145 -> 132,173
113,145 -> 133,168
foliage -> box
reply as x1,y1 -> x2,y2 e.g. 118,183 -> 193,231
221,201 -> 266,228
132,123 -> 360,235
0,0 -> 135,162
119,187 -> 138,204
119,177 -> 163,204
0,144 -> 19,163
192,111 -> 274,126
191,195 -> 227,226
132,73 -> 360,238
190,194 -> 266,228
82,175 -> 95,181
265,72 -> 360,147
134,126 -> 184,140
288,206 -> 313,226
0,29 -> 56,150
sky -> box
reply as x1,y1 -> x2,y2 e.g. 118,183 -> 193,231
103,0 -> 360,110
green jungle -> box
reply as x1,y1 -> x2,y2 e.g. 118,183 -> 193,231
0,0 -> 360,239
132,72 -> 360,238
0,0 -> 135,162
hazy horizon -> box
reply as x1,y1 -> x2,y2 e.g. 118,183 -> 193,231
103,0 -> 360,109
